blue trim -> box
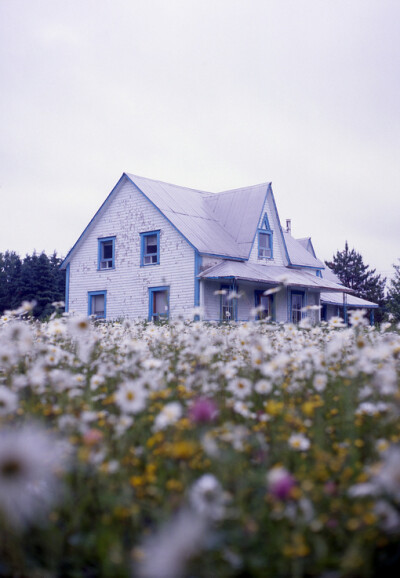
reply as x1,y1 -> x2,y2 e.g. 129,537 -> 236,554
316,269 -> 322,277
194,251 -> 202,319
148,286 -> 169,321
288,264 -> 324,271
60,174 -> 126,269
199,253 -> 244,261
257,229 -> 273,259
140,230 -> 160,266
88,290 -> 107,319
268,185 -> 291,266
65,264 -> 70,312
97,236 -> 115,270
262,212 -> 271,230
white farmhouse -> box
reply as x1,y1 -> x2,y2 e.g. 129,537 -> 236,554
60,173 -> 378,323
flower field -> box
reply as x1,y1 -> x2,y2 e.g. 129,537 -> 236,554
1,306 -> 400,577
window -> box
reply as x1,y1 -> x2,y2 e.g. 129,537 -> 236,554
258,231 -> 272,259
255,290 -> 274,320
149,286 -> 169,321
98,237 -> 115,270
291,291 -> 304,324
140,231 -> 160,266
88,291 -> 107,318
220,284 -> 237,322
257,213 -> 273,259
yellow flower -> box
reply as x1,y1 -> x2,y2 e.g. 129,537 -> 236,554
264,400 -> 284,416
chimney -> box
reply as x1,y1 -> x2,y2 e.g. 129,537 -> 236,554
286,219 -> 291,234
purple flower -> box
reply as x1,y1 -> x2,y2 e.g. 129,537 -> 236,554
267,466 -> 296,500
189,398 -> 218,424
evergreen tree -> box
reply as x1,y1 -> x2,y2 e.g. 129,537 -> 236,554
0,250 -> 65,318
0,251 -> 23,311
387,260 -> 400,322
325,242 -> 386,321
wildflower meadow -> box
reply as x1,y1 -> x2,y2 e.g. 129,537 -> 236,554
1,304 -> 400,577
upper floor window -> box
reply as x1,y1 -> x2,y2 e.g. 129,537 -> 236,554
98,237 -> 115,270
258,231 -> 272,259
88,290 -> 107,318
258,213 -> 273,259
140,231 -> 160,266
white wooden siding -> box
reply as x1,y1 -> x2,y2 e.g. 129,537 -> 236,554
248,190 -> 287,267
68,177 -> 195,320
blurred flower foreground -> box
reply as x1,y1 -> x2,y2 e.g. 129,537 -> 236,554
1,306 -> 400,577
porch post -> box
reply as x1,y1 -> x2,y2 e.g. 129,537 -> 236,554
343,292 -> 348,325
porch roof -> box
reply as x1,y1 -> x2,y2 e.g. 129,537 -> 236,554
199,261 -> 353,293
320,292 -> 378,308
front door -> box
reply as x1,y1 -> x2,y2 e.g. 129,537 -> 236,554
291,291 -> 304,324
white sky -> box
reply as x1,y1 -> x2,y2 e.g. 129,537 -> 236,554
1,0 -> 399,279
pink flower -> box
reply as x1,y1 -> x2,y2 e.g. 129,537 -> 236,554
267,466 -> 296,500
189,398 -> 218,424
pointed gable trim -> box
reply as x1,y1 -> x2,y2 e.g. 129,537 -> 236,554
60,174 -> 127,269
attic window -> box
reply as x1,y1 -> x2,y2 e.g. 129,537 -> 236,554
98,237 -> 115,270
258,231 -> 272,259
258,213 -> 273,259
140,231 -> 160,266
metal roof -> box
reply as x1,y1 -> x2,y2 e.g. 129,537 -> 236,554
199,261 -> 352,292
204,183 -> 270,257
127,174 -> 247,258
283,232 -> 325,269
320,292 -> 378,308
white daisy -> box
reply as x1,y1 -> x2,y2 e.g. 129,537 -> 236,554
153,402 -> 183,431
0,423 -> 70,528
115,380 -> 148,415
288,433 -> 311,451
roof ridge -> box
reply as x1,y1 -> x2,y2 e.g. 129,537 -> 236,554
126,172 -> 211,195
216,182 -> 271,195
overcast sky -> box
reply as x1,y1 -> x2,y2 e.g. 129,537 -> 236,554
1,0 -> 399,280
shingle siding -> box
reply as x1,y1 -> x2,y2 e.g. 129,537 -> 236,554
68,178 -> 195,320
248,190 -> 287,267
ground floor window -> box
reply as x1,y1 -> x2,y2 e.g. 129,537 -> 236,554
291,291 -> 304,324
149,286 -> 169,321
255,290 -> 274,320
88,291 -> 107,318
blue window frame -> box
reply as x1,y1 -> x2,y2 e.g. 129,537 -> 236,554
149,286 -> 169,321
254,290 -> 274,321
98,237 -> 115,270
291,290 -> 304,324
258,213 -> 273,259
220,283 -> 238,322
140,231 -> 160,266
88,290 -> 107,318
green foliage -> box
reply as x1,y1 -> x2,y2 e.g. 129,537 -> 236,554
325,241 -> 386,322
387,260 -> 400,322
0,250 -> 65,318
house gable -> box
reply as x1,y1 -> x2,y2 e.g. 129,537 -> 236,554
65,176 -> 196,319
247,185 -> 289,267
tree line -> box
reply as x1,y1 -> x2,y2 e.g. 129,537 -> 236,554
0,251 -> 65,319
